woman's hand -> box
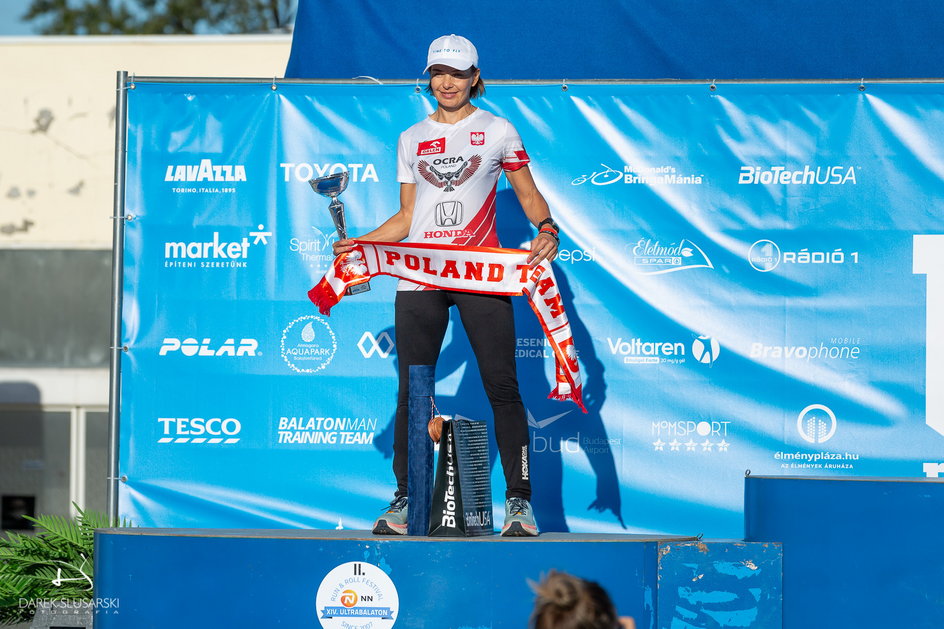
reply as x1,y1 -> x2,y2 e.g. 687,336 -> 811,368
528,231 -> 559,266
333,238 -> 357,256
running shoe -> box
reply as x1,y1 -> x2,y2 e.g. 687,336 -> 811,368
501,497 -> 538,537
372,496 -> 408,535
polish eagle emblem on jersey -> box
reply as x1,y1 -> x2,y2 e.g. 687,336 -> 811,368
418,155 -> 482,192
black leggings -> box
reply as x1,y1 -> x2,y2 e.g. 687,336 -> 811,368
392,290 -> 531,500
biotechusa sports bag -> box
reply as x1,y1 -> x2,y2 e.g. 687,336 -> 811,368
428,416 -> 494,537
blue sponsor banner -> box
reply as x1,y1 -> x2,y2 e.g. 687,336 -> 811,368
120,81 -> 944,536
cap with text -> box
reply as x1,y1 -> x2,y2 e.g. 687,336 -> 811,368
425,34 -> 479,73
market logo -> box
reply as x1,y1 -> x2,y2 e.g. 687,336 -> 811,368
691,335 -> 720,366
629,238 -> 713,274
290,226 -> 337,273
163,225 -> 272,269
797,404 -> 837,444
418,155 -> 482,191
164,159 -> 247,183
315,562 -> 398,628
571,163 -> 704,186
738,165 -> 858,185
418,137 -> 446,155
358,331 -> 394,358
279,162 -> 379,183
158,337 -> 259,357
157,416 -> 241,444
651,419 -> 732,452
435,201 -> 463,226
281,316 -> 337,373
748,239 -> 859,272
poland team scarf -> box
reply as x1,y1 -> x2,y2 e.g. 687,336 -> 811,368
308,241 -> 586,412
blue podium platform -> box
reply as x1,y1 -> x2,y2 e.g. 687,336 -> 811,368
745,475 -> 944,629
94,529 -> 781,629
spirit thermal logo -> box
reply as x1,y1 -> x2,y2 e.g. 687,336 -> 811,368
914,235 -> 944,436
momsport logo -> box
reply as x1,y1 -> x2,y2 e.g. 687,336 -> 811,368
158,337 -> 259,357
738,165 -> 858,185
651,419 -> 732,453
629,237 -> 713,275
315,562 -> 399,629
157,416 -> 241,444
358,331 -> 394,359
281,316 -> 337,373
279,162 -> 379,183
691,335 -> 720,366
797,404 -> 837,444
748,239 -> 859,272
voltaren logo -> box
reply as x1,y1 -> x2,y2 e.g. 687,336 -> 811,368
164,159 -> 247,182
418,138 -> 446,156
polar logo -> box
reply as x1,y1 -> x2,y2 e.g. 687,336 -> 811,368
914,235 -> 944,437
436,201 -> 463,226
748,240 -> 782,272
358,331 -> 395,358
797,404 -> 837,444
691,335 -> 720,366
159,338 -> 258,357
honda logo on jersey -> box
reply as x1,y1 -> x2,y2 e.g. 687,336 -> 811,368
418,138 -> 446,155
470,132 -> 485,146
436,201 -> 463,226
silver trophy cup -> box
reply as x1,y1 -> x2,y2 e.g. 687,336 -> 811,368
309,171 -> 370,295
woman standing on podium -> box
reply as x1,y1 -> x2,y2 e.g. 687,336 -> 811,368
332,34 -> 560,537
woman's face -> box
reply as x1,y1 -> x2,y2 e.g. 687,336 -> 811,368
428,64 -> 480,110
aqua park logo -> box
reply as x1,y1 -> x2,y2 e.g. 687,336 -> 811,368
281,315 -> 337,373
628,237 -> 713,274
163,224 -> 272,269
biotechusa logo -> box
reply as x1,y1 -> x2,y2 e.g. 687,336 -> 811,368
358,331 -> 394,358
527,410 -> 621,455
281,316 -> 337,373
163,225 -> 272,269
629,238 -> 713,275
651,420 -> 732,452
275,416 -> 377,445
572,163 -> 704,186
738,165 -> 858,185
156,416 -> 241,444
748,239 -> 860,272
158,337 -> 259,357
164,159 -> 246,189
315,562 -> 399,629
749,337 -> 862,362
606,334 -> 721,366
279,162 -> 379,183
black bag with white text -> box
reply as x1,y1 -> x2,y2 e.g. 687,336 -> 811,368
427,417 -> 494,537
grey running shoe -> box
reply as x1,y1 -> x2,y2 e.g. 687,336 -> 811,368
501,497 -> 538,537
372,496 -> 408,535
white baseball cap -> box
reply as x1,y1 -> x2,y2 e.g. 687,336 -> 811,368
425,34 -> 478,73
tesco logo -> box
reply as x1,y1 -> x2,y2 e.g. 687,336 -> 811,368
157,417 -> 241,444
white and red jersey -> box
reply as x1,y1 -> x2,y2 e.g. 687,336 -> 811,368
396,109 -> 530,290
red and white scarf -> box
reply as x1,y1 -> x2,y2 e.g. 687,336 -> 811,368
308,241 -> 586,412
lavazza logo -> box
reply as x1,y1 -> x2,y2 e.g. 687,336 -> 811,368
738,165 -> 858,185
157,416 -> 241,444
164,224 -> 272,269
164,159 -> 246,194
748,239 -> 860,272
651,419 -> 732,453
606,333 -> 721,367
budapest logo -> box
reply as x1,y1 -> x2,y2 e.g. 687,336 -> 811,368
281,316 -> 337,373
315,562 -> 399,628
435,201 -> 463,226
470,131 -> 485,145
418,137 -> 446,156
797,404 -> 837,444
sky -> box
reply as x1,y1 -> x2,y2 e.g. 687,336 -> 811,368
0,0 -> 36,36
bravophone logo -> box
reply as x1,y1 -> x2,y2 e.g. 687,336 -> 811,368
315,562 -> 399,629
